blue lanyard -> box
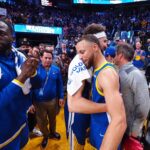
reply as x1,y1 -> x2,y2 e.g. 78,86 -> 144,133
39,67 -> 51,96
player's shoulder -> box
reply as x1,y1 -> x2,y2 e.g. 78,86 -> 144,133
99,66 -> 118,81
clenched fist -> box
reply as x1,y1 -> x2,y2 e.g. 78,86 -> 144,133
16,57 -> 39,83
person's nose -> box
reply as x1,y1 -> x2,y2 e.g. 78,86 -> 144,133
78,54 -> 83,60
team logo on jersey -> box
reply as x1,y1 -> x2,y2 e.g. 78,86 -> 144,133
0,67 -> 3,79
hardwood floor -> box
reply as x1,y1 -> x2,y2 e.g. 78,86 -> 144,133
23,108 -> 95,150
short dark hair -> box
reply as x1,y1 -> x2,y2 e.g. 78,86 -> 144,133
39,43 -> 45,47
83,23 -> 106,35
41,50 -> 53,58
116,43 -> 134,61
78,34 -> 101,49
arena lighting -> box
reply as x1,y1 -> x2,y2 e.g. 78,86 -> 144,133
14,24 -> 62,35
0,0 -> 7,2
73,0 -> 148,4
41,0 -> 52,6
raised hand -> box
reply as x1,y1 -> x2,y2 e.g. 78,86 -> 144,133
16,57 -> 39,83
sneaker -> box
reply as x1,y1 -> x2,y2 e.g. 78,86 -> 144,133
32,128 -> 43,136
41,137 -> 48,148
49,132 -> 61,140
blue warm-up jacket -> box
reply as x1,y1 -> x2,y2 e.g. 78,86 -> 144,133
0,49 -> 41,150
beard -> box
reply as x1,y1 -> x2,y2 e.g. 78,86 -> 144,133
0,36 -> 12,55
85,62 -> 91,69
84,59 -> 92,69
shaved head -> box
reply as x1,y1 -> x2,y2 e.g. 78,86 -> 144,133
0,20 -> 13,55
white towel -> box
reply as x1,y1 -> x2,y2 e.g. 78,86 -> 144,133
67,54 -> 91,96
12,47 -> 31,95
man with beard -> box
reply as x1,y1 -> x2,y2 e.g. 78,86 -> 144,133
83,23 -> 108,52
68,35 -> 126,150
67,23 -> 108,150
0,20 -> 40,150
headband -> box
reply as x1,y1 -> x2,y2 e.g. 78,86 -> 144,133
94,31 -> 107,39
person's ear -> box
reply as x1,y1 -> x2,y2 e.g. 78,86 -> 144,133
93,43 -> 99,52
118,53 -> 123,60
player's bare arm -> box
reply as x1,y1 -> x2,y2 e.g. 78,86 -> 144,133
68,81 -> 107,114
97,68 -> 126,150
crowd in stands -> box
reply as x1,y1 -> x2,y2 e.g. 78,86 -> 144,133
0,1 -> 150,46
0,1 -> 149,76
0,1 -> 149,72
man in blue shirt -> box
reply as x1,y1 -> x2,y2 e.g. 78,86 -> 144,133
0,20 -> 40,150
34,50 -> 64,148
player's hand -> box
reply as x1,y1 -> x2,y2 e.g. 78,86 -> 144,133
17,57 -> 39,83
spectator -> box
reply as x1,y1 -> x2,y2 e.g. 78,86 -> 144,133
104,46 -> 116,63
39,43 -> 46,53
33,50 -> 64,148
31,46 -> 40,58
133,41 -> 146,70
114,42 -> 150,150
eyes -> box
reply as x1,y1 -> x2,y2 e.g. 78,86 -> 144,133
44,57 -> 52,60
103,40 -> 108,43
78,49 -> 86,54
